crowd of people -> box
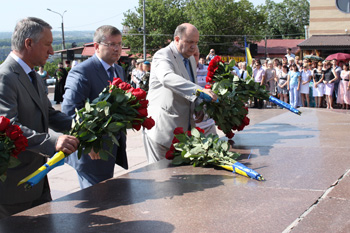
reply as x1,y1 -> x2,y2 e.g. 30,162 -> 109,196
247,49 -> 350,110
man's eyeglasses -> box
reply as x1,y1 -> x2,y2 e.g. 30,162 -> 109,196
99,42 -> 122,49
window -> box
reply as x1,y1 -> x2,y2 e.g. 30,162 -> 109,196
336,0 -> 350,13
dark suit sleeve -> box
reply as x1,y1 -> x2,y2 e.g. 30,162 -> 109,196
62,67 -> 91,116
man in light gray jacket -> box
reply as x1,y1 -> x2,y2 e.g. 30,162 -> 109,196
143,23 -> 217,163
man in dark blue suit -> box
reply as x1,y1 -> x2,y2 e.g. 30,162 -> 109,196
62,25 -> 128,189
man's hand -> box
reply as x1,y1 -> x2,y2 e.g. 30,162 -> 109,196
55,135 -> 79,155
194,111 -> 205,123
200,88 -> 218,102
88,149 -> 101,160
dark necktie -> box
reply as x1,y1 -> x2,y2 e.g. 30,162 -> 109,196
108,66 -> 115,81
28,71 -> 39,93
184,58 -> 194,83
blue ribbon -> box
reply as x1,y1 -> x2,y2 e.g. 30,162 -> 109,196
269,96 -> 301,115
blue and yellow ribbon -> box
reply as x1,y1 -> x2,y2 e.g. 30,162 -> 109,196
219,162 -> 265,181
196,89 -> 219,103
17,151 -> 66,187
269,96 -> 301,115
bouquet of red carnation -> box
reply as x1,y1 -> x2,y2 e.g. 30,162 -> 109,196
166,127 -> 264,181
69,77 -> 155,160
196,56 -> 269,139
0,116 -> 28,182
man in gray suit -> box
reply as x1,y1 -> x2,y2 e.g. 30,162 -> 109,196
62,25 -> 128,189
143,23 -> 217,163
0,17 -> 79,218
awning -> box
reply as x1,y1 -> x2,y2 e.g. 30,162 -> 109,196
298,35 -> 350,50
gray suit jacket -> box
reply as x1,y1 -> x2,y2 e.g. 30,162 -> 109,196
0,55 -> 73,205
62,54 -> 128,175
145,42 -> 201,148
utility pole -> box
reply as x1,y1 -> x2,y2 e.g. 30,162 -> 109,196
143,0 -> 146,60
47,9 -> 67,50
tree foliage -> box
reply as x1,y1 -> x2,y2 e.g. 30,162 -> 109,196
122,0 -> 187,55
258,0 -> 310,39
122,0 -> 267,56
185,0 -> 266,55
122,0 -> 309,56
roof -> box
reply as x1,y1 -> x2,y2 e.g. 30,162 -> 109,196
81,42 -> 131,57
257,39 -> 305,55
298,35 -> 350,50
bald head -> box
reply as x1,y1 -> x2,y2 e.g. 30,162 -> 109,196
174,23 -> 199,58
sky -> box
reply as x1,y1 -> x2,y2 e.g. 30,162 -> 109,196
0,0 -> 283,32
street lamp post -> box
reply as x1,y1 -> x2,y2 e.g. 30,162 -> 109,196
47,8 -> 67,50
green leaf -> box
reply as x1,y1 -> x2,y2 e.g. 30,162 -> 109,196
107,122 -> 125,132
172,155 -> 184,165
191,128 -> 200,138
99,150 -> 110,161
8,156 -> 21,168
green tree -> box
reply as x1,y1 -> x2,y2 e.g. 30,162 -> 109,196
185,0 -> 266,55
123,0 -> 187,55
258,0 -> 310,39
122,0 -> 267,56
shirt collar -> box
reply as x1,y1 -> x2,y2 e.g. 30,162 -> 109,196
10,52 -> 33,75
95,53 -> 113,71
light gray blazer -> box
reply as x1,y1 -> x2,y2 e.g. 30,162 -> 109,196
0,55 -> 73,205
145,42 -> 201,148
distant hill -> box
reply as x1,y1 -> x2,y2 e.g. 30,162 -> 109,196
0,31 -> 94,61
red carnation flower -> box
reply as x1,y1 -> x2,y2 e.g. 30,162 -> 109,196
195,127 -> 205,134
208,63 -> 217,72
169,144 -> 175,151
111,78 -> 123,87
14,135 -> 28,153
172,137 -> 180,144
0,116 -> 10,132
6,124 -> 22,140
186,130 -> 191,136
206,76 -> 213,83
132,88 -> 147,101
237,124 -> 245,131
139,99 -> 149,109
173,127 -> 184,135
242,116 -> 250,126
225,131 -> 235,139
118,82 -> 131,90
213,56 -> 222,63
204,84 -> 211,89
165,150 -> 175,160
137,108 -> 148,117
132,121 -> 142,131
127,87 -> 135,93
142,117 -> 155,130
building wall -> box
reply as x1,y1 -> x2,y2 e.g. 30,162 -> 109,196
309,0 -> 350,36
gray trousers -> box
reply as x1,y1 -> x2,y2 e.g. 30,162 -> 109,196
143,130 -> 169,164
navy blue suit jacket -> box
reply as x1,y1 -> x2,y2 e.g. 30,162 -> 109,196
62,54 -> 128,174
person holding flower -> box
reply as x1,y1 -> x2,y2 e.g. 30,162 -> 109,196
0,17 -> 79,219
143,23 -> 217,164
62,25 -> 128,189
287,63 -> 301,108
